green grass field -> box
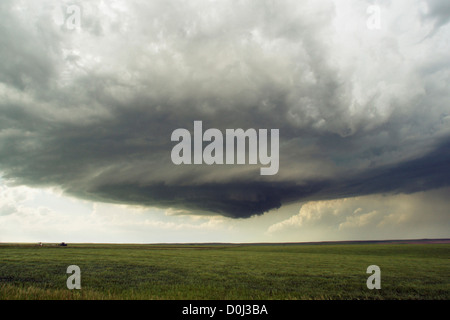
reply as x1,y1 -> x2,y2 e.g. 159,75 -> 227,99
0,243 -> 448,300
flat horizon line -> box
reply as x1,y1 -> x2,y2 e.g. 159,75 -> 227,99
1,237 -> 449,246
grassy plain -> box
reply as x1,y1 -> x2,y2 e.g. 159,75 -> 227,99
0,243 -> 448,300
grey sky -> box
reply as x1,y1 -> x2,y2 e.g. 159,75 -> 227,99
0,0 -> 449,229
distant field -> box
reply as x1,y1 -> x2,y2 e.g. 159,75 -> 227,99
0,242 -> 448,300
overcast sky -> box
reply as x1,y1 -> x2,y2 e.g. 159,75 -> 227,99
0,0 -> 449,243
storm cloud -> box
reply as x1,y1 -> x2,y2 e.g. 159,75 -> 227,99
0,0 -> 449,218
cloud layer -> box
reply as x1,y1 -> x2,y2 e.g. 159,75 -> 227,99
0,0 -> 449,218
268,187 -> 450,240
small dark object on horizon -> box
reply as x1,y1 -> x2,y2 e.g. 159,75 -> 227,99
59,242 -> 67,247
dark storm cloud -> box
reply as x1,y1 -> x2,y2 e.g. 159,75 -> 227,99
0,0 -> 449,218
313,139 -> 450,201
